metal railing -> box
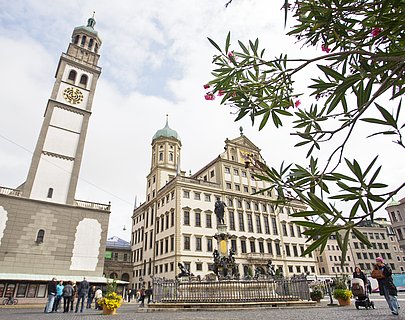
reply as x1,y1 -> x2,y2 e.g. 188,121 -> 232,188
0,186 -> 22,197
75,199 -> 111,211
152,278 -> 310,303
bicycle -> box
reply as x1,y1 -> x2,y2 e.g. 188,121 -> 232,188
2,296 -> 18,305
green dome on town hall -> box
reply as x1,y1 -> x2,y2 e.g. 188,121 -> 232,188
152,117 -> 181,142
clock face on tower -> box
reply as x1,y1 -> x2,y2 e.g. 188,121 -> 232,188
63,87 -> 84,105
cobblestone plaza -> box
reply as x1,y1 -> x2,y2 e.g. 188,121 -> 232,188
1,295 -> 404,320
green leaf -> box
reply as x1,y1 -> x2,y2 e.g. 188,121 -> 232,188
352,228 -> 372,248
376,103 -> 397,128
360,118 -> 390,125
259,111 -> 270,131
207,37 -> 222,53
238,40 -> 250,55
225,31 -> 231,54
318,65 -> 345,81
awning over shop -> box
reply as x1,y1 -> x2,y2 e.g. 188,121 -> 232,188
0,273 -> 128,284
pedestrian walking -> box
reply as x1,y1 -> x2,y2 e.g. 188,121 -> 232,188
127,288 -> 132,303
372,257 -> 399,315
138,287 -> 146,307
75,277 -> 89,313
44,277 -> 57,313
62,281 -> 73,313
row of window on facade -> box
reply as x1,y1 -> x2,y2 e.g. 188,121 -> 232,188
183,191 -> 293,215
319,266 -> 354,274
73,34 -> 99,53
354,241 -> 390,250
184,209 -> 303,238
105,251 -> 129,262
359,262 -> 400,272
182,235 -> 313,258
354,251 -> 395,261
67,69 -> 89,88
224,166 -> 258,179
390,210 -> 403,223
132,209 -> 306,247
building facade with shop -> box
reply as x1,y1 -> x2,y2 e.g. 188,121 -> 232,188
315,218 -> 405,277
130,123 -> 318,289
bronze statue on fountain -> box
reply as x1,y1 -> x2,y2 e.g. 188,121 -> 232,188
210,249 -> 240,280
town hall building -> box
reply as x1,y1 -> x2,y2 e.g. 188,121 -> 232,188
131,123 -> 318,289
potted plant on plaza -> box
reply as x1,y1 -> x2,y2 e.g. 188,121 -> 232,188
98,280 -> 123,315
309,282 -> 325,302
333,288 -> 352,306
332,277 -> 352,306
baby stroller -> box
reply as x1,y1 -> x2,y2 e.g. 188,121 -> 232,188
352,278 -> 375,310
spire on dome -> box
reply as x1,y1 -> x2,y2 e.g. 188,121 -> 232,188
87,11 -> 96,29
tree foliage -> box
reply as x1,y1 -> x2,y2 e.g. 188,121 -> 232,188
207,0 -> 405,260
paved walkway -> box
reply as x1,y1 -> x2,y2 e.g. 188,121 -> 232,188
1,296 -> 404,319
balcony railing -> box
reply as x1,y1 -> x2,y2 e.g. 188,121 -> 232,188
0,186 -> 22,197
1,186 -> 110,211
75,199 -> 111,211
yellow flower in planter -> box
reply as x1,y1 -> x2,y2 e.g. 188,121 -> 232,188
98,292 -> 123,311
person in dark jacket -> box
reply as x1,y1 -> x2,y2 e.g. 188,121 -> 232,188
352,266 -> 368,290
45,277 -> 57,313
375,257 -> 399,316
86,285 -> 95,309
75,277 -> 89,313
62,281 -> 73,313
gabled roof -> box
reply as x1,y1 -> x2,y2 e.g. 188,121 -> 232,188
225,135 -> 261,152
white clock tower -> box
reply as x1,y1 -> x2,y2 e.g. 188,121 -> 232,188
22,15 -> 102,205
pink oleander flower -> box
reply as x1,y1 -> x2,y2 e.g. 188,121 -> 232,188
321,44 -> 330,53
217,90 -> 225,96
295,100 -> 301,108
371,27 -> 382,37
203,84 -> 210,89
204,93 -> 215,100
228,51 -> 234,58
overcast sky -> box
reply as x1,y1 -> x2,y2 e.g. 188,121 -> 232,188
1,1 -> 403,241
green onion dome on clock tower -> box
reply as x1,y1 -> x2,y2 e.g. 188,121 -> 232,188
152,116 -> 181,143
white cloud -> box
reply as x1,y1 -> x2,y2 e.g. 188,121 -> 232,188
0,0 -> 403,240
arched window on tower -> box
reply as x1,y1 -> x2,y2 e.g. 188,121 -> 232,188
88,38 -> 94,50
159,152 -> 163,161
74,35 -> 80,44
169,152 -> 174,161
67,70 -> 77,84
36,229 -> 45,244
95,43 -> 99,53
79,74 -> 88,88
81,35 -> 87,47
47,188 -> 54,198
